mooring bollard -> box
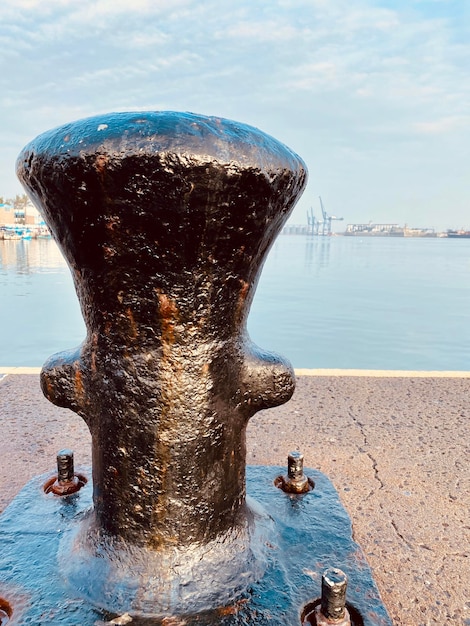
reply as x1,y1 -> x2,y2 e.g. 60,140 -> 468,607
11,111 -> 392,624
17,111 -> 307,615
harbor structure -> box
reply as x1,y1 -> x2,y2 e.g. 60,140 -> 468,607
344,223 -> 437,237
307,196 -> 343,236
0,198 -> 50,238
282,223 -> 440,237
0,203 -> 16,226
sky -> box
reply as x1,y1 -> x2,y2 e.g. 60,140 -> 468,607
0,0 -> 469,231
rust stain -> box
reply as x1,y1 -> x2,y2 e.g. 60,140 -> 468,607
105,216 -> 120,231
90,332 -> 98,373
72,361 -> 87,408
126,307 -> 138,340
239,279 -> 249,302
0,583 -> 29,625
217,598 -> 249,616
103,245 -> 116,258
235,279 -> 250,323
157,290 -> 179,346
94,154 -> 108,180
161,616 -> 188,625
42,375 -> 55,401
74,366 -> 86,407
235,244 -> 246,259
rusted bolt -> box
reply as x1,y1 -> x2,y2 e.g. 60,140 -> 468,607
275,451 -> 313,493
288,451 -> 306,483
0,597 -> 12,625
48,449 -> 81,496
57,449 -> 75,483
314,568 -> 351,625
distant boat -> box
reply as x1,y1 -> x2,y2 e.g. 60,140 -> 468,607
0,225 -> 52,239
447,230 -> 470,239
36,227 -> 52,239
3,231 -> 21,240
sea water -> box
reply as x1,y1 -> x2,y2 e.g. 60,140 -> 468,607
1,235 -> 470,370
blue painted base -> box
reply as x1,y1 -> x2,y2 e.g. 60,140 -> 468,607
0,466 -> 391,625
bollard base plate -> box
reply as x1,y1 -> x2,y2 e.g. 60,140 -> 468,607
0,466 -> 391,625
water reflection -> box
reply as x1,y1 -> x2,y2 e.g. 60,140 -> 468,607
0,239 -> 66,274
304,236 -> 331,271
1,239 -> 84,367
251,234 -> 470,370
2,234 -> 470,370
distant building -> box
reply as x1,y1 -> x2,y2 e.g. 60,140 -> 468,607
282,224 -> 311,235
345,223 -> 436,237
0,201 -> 44,227
24,202 -> 44,226
345,223 -> 402,236
0,203 -> 14,225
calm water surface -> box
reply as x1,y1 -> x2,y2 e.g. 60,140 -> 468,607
1,236 -> 470,370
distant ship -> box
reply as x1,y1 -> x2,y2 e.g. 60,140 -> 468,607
446,230 -> 470,239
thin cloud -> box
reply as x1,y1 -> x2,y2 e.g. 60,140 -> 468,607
0,0 -> 468,230
414,115 -> 470,135
218,21 -> 304,42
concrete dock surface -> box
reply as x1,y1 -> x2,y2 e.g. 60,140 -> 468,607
0,370 -> 469,625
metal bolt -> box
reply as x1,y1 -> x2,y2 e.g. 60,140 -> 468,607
314,567 -> 351,625
282,451 -> 310,493
50,449 -> 81,495
288,451 -> 304,480
57,449 -> 74,483
0,598 -> 12,625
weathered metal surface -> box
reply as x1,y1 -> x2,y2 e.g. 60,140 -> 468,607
13,112 -> 392,623
16,111 -> 308,615
0,466 -> 391,625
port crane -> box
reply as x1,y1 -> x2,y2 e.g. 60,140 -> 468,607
307,206 -> 320,235
307,197 -> 343,235
319,196 -> 343,235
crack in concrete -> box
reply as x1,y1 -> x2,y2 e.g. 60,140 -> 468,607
347,409 -> 417,551
348,409 -> 384,493
390,516 -> 414,550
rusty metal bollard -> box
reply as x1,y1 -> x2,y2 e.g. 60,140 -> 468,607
17,111 -> 307,616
